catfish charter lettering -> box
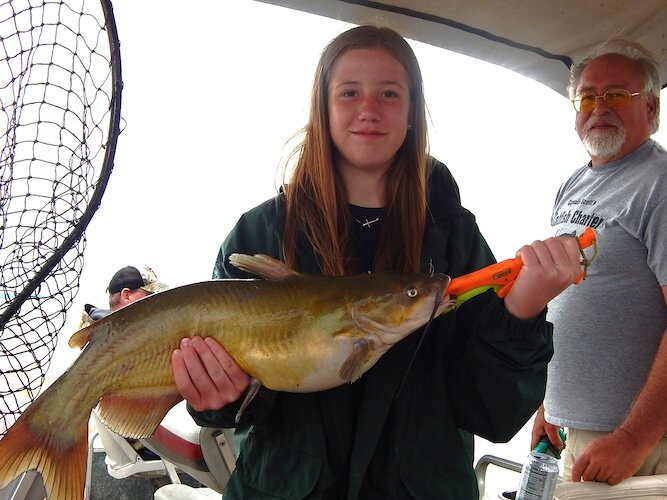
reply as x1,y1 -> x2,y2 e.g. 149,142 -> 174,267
552,209 -> 604,229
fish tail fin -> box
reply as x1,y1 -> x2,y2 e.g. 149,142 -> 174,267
0,402 -> 88,500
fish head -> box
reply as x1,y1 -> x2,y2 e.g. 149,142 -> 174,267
349,272 -> 451,346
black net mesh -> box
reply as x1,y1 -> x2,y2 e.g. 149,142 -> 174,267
0,0 -> 121,436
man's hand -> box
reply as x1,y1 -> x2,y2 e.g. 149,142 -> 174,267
530,405 -> 565,451
171,336 -> 250,412
571,429 -> 648,484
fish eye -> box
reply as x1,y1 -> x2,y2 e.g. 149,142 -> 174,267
406,286 -> 418,298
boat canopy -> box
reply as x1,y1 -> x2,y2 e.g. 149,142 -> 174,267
255,0 -> 667,97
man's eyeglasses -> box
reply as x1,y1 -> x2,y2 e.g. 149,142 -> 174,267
571,88 -> 642,113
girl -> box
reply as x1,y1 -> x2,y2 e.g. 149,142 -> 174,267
172,25 -> 583,499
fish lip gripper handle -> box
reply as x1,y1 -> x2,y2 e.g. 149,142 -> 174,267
447,228 -> 598,301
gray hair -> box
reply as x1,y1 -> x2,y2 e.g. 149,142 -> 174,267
568,37 -> 660,132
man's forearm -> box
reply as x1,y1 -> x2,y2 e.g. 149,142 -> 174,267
618,325 -> 667,453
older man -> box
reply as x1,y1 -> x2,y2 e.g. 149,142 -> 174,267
532,37 -> 667,485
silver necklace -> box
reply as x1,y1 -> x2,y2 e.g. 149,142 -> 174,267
354,217 -> 380,228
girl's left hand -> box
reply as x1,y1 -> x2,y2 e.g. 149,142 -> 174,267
504,236 -> 583,319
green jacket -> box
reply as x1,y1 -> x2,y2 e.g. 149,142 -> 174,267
190,160 -> 553,499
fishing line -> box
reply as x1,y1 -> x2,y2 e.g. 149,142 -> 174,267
395,277 -> 446,399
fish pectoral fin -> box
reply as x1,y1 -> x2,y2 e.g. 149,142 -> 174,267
228,253 -> 300,280
96,387 -> 182,439
339,339 -> 374,383
235,377 -> 262,423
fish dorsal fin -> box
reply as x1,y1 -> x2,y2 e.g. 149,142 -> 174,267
228,253 -> 300,280
96,388 -> 182,439
68,324 -> 94,349
339,339 -> 374,383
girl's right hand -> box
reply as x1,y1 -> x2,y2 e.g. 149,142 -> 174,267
504,236 -> 583,320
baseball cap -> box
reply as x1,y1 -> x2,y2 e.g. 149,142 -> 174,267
107,265 -> 169,294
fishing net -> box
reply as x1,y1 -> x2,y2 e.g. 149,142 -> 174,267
0,0 -> 122,436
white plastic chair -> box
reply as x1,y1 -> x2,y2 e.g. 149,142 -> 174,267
0,471 -> 46,500
86,402 -> 236,498
140,401 -> 236,493
85,410 -> 180,500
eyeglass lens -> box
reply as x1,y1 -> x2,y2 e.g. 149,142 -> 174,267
574,89 -> 634,112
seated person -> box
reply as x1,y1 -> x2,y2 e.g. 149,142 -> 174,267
79,264 -> 168,327
77,264 -> 169,459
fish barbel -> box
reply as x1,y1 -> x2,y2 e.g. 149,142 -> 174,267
0,254 -> 450,500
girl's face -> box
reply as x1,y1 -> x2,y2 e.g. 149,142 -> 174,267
327,47 -> 411,176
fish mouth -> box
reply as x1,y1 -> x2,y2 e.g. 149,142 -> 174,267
432,273 -> 452,318
395,272 -> 452,398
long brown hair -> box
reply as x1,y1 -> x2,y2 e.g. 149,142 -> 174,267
283,25 -> 430,275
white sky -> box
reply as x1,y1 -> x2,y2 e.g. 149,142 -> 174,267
45,0 -> 666,479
